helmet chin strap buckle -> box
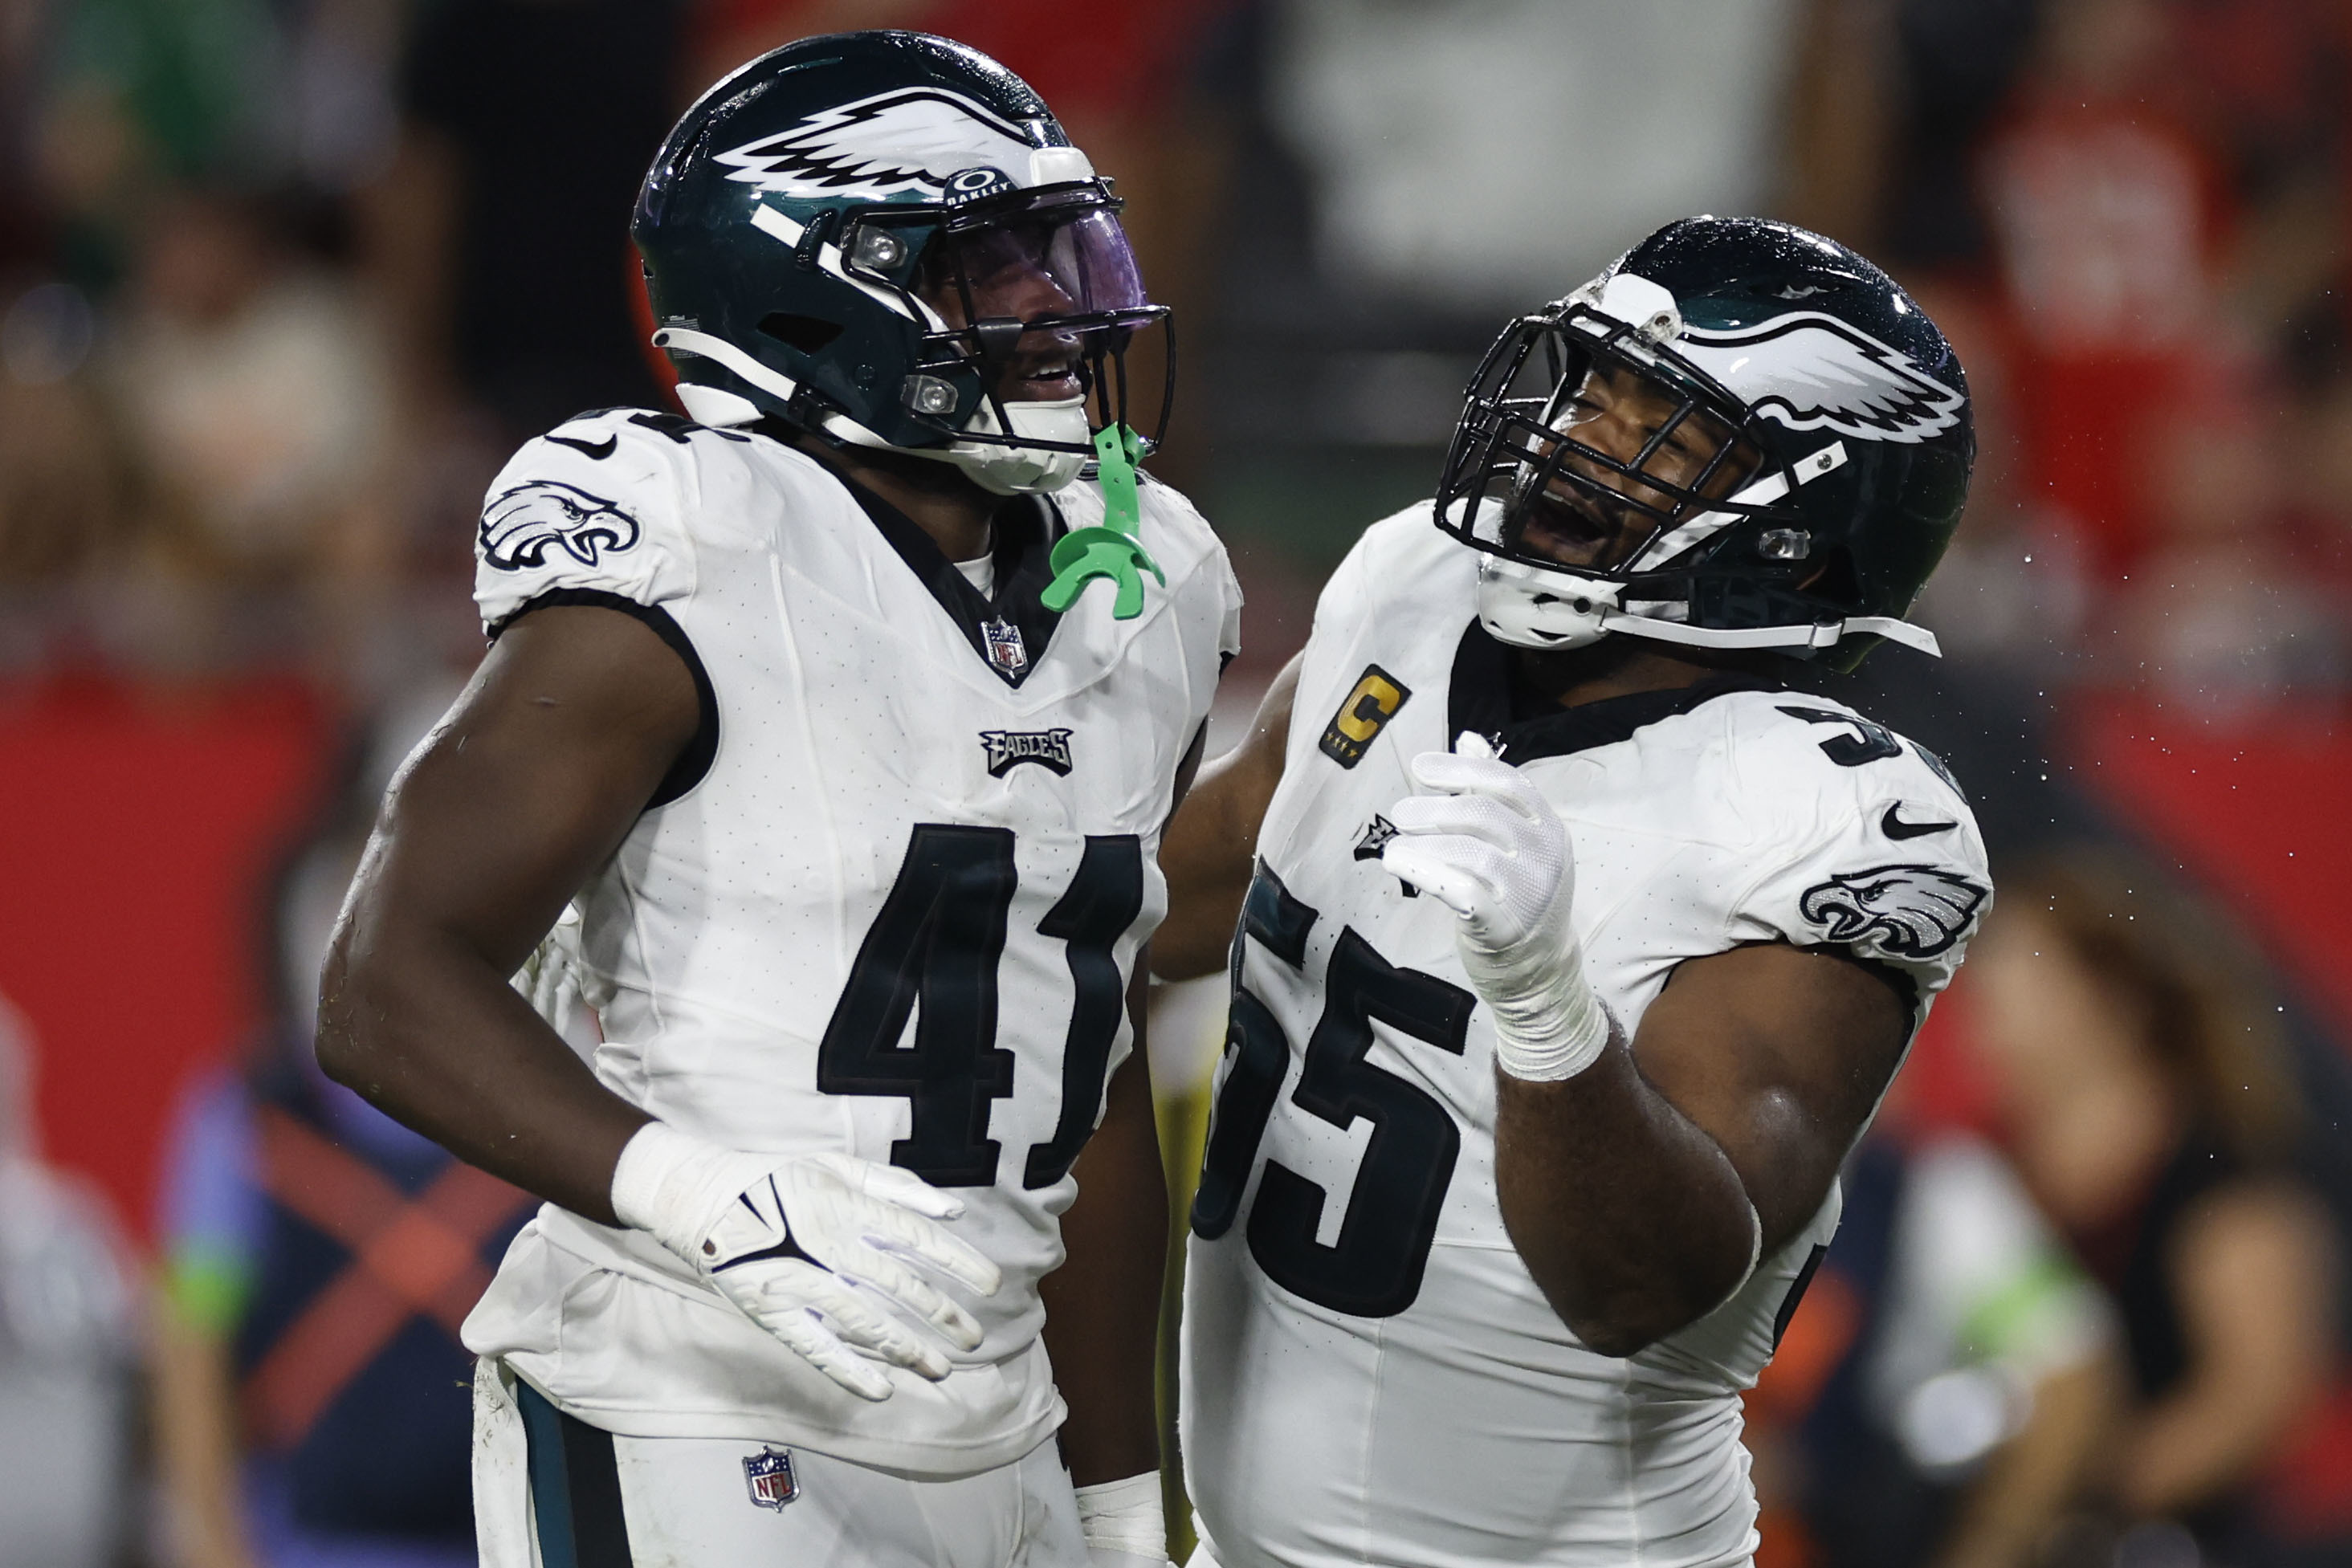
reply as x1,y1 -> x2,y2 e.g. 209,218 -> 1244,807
940,393 -> 1091,495
1474,556 -> 1622,650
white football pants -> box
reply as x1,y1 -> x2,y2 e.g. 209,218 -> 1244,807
473,1358 -> 1091,1568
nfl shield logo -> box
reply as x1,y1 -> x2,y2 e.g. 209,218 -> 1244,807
983,618 -> 1028,675
743,1448 -> 798,1510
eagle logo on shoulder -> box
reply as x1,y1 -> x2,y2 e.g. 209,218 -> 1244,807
479,480 -> 642,571
714,88 -> 1044,201
1800,864 -> 1987,959
1677,313 -> 1963,445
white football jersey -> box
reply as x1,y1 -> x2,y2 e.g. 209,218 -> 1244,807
1180,506 -> 1987,1568
455,408 -> 1240,1476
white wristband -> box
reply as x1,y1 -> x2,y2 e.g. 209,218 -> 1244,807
1074,1471 -> 1165,1558
1478,934 -> 1612,1082
609,1121 -> 744,1260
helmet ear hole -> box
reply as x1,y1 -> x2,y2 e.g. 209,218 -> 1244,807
1800,544 -> 1861,609
758,313 -> 843,355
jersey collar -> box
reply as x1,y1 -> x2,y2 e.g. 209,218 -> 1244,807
826,469 -> 1069,688
1446,621 -> 1783,764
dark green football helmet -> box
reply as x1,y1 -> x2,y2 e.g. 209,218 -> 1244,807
1435,216 -> 1974,670
633,31 -> 1169,495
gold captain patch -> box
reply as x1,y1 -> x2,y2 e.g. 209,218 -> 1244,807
1319,664 -> 1412,768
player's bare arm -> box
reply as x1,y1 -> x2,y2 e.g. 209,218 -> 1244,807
1044,719 -> 1200,1472
1046,721 -> 1208,1554
328,580 -> 1007,1404
1036,714 -> 1204,1542
317,604 -> 694,1219
1041,964 -> 1167,1489
1152,654 -> 1299,982
1492,940 -> 1908,1355
1385,739 -> 1900,1354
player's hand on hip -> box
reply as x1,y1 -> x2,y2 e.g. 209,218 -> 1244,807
1382,733 -> 1573,963
611,1125 -> 1002,1401
1384,734 -> 1612,1081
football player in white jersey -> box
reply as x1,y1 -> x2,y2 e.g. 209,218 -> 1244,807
1157,217 -> 1989,1567
317,33 -> 1238,1568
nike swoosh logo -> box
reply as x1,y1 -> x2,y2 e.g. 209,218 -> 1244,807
1881,804 -> 1958,840
547,432 -> 618,459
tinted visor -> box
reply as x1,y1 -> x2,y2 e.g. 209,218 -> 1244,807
909,189 -> 1172,452
930,206 -> 1151,322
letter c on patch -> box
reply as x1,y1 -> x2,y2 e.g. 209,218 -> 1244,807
1319,665 -> 1411,768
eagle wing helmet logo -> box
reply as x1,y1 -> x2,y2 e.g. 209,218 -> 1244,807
1800,863 -> 1987,959
479,480 -> 643,571
1676,313 -> 1965,445
714,88 -> 1046,201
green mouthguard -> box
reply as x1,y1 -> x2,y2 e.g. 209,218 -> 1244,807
1042,423 -> 1165,620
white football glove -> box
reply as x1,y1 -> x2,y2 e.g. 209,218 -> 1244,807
1075,1472 -> 1168,1568
609,1122 -> 1002,1401
1381,734 -> 1612,1081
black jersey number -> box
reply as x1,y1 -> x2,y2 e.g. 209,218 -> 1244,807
1190,864 -> 1318,1237
817,825 -> 1143,1187
1024,834 -> 1147,1188
1775,705 -> 1904,767
1191,863 -> 1475,1318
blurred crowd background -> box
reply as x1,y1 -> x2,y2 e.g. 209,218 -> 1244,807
2,1 -> 2351,1566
